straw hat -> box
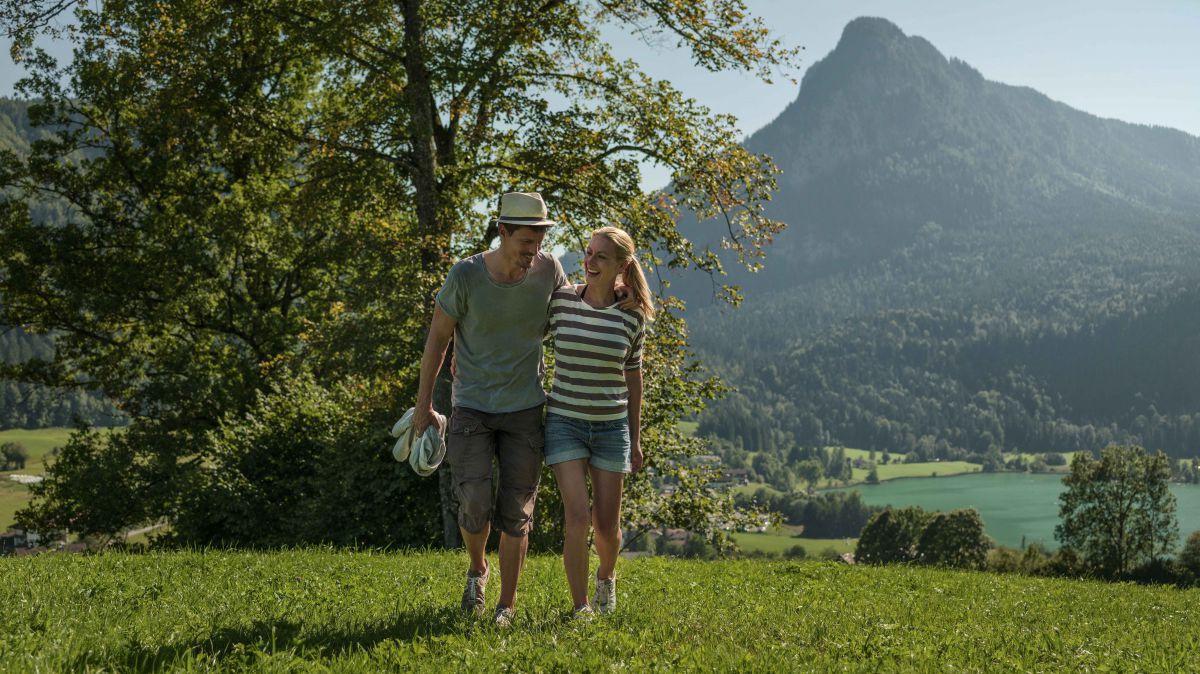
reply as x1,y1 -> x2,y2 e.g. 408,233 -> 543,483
494,192 -> 555,227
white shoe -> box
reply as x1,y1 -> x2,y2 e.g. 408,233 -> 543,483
593,577 -> 616,615
493,606 -> 515,628
572,604 -> 595,621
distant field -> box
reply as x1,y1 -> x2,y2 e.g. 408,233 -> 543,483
0,427 -> 75,474
1,550 -> 1197,670
732,529 -> 855,556
0,427 -> 125,529
676,420 -> 699,437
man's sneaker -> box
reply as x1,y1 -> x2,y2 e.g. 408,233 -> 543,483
593,577 -> 616,615
493,606 -> 515,628
572,604 -> 595,621
460,564 -> 488,615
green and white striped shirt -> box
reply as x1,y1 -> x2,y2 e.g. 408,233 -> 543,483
547,285 -> 645,421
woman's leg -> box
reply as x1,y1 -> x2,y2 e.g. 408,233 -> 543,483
553,458 -> 592,609
589,465 -> 625,580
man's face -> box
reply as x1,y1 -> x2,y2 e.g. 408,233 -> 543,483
500,225 -> 547,269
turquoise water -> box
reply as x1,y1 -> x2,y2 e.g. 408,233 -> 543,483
840,473 -> 1200,550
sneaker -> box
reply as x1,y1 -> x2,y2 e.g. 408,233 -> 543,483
572,604 -> 595,621
460,563 -> 488,615
593,577 -> 616,615
493,606 -> 515,628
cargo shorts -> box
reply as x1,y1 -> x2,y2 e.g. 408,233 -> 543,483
445,404 -> 545,537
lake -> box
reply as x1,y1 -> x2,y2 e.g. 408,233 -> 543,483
839,473 -> 1200,550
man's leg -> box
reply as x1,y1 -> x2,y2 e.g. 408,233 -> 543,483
496,530 -> 529,609
553,459 -> 592,609
462,525 -> 490,576
493,404 -> 545,610
445,407 -> 496,611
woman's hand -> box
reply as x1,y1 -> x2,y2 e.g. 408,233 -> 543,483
631,437 -> 644,473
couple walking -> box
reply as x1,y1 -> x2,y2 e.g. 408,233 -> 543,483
413,191 -> 653,626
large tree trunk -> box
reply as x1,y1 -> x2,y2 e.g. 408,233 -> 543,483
403,0 -> 460,548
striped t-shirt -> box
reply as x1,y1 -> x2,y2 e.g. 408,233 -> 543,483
547,285 -> 645,421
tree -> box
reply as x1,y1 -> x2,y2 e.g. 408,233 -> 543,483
865,466 -> 879,484
2,0 -> 797,547
855,506 -> 929,565
795,459 -> 823,491
1178,530 -> 1200,580
0,441 -> 29,470
916,508 -> 989,569
1055,445 -> 1177,576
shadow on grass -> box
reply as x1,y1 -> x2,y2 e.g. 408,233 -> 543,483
66,604 -> 471,671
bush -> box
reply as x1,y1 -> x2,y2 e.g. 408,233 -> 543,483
164,371 -> 441,548
784,544 -> 807,560
1043,452 -> 1067,466
1178,530 -> 1200,580
1,441 -> 29,470
855,507 -> 929,564
917,509 -> 990,569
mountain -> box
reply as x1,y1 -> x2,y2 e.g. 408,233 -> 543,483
679,18 -> 1200,466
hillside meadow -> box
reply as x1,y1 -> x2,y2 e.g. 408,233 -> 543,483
2,550 -> 1198,671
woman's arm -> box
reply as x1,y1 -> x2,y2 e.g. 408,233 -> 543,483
625,367 -> 643,473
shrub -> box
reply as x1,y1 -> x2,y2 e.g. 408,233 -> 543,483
855,506 -> 929,564
917,509 -> 990,569
784,544 -> 807,560
1178,530 -> 1200,580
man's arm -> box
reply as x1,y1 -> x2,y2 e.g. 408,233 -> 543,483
625,367 -> 644,473
415,304 -> 457,435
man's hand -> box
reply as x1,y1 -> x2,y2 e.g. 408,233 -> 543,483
631,438 -> 644,473
614,282 -> 637,310
414,404 -> 444,437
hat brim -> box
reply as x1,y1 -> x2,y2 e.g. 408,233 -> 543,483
496,216 -> 555,227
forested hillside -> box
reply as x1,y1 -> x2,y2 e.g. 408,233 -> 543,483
0,99 -> 125,428
681,18 -> 1200,462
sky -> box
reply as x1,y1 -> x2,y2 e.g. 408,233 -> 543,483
2,0 -> 1197,190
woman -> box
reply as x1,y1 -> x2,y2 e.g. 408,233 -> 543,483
544,226 -> 654,618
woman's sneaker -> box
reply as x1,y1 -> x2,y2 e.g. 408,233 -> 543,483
461,564 -> 488,615
593,577 -> 616,615
572,604 -> 595,621
493,606 -> 515,628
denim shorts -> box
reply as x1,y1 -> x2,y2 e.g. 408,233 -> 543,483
543,412 -> 631,474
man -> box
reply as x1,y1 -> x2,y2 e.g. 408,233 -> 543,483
414,191 -> 567,627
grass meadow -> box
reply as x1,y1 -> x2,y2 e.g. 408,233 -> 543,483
0,427 -> 73,529
1,549 -> 1197,671
731,529 -> 855,557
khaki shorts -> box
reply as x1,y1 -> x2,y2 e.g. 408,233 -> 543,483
446,404 -> 545,537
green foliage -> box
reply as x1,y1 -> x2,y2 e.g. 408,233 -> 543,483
165,371 -> 441,549
0,1 -> 799,544
855,506 -> 929,565
1056,445 -> 1178,577
18,424 -> 151,545
4,551 -> 1200,670
916,509 -> 990,570
734,489 -> 878,539
1177,531 -> 1200,580
0,442 -> 28,470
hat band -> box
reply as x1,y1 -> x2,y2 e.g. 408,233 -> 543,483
497,215 -> 551,223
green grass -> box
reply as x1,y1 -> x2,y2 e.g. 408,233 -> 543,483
1,550 -> 1197,671
676,420 -> 699,437
732,528 -> 855,556
0,427 -> 75,474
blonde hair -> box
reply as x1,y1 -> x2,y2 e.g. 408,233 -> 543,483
592,226 -> 655,320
